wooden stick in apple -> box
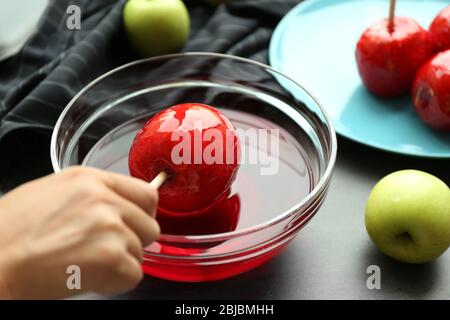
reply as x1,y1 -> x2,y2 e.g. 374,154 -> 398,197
388,0 -> 396,31
149,171 -> 168,189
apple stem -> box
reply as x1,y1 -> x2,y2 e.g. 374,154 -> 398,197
388,0 -> 396,32
149,171 -> 168,190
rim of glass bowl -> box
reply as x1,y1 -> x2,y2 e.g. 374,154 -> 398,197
50,52 -> 337,244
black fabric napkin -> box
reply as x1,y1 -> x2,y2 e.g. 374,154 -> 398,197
0,0 -> 301,192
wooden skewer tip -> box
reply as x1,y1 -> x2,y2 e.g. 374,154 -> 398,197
388,0 -> 396,31
149,171 -> 168,190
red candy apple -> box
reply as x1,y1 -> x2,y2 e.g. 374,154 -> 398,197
429,6 -> 450,53
356,17 -> 432,98
129,103 -> 240,213
412,50 -> 450,131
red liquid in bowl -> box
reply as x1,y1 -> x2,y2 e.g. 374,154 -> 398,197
83,109 -> 317,282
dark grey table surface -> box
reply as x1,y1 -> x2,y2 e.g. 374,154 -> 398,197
72,136 -> 448,300
1,135 -> 448,300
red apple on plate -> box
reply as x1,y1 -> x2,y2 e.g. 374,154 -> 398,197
356,17 -> 432,98
429,6 -> 450,53
412,49 -> 450,131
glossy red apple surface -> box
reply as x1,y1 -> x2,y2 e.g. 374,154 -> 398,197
129,103 -> 240,213
412,50 -> 450,131
356,17 -> 432,98
429,6 -> 450,53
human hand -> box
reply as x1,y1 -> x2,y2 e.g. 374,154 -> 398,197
0,167 -> 159,299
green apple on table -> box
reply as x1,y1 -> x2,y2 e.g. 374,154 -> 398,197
123,0 -> 190,57
365,170 -> 450,264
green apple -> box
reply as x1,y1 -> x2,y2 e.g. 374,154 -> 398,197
365,170 -> 450,264
123,0 -> 190,57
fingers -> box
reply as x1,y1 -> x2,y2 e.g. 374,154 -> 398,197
113,253 -> 144,293
96,169 -> 159,218
122,211 -> 160,248
62,166 -> 158,218
104,253 -> 143,295
61,166 -> 161,247
101,238 -> 144,294
84,234 -> 144,295
104,190 -> 161,247
121,223 -> 144,263
72,167 -> 161,246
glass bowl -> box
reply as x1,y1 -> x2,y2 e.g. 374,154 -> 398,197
51,53 -> 337,282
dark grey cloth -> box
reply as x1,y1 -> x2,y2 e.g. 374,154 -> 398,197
0,0 -> 301,192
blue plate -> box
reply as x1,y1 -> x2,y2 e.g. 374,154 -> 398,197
269,0 -> 450,158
